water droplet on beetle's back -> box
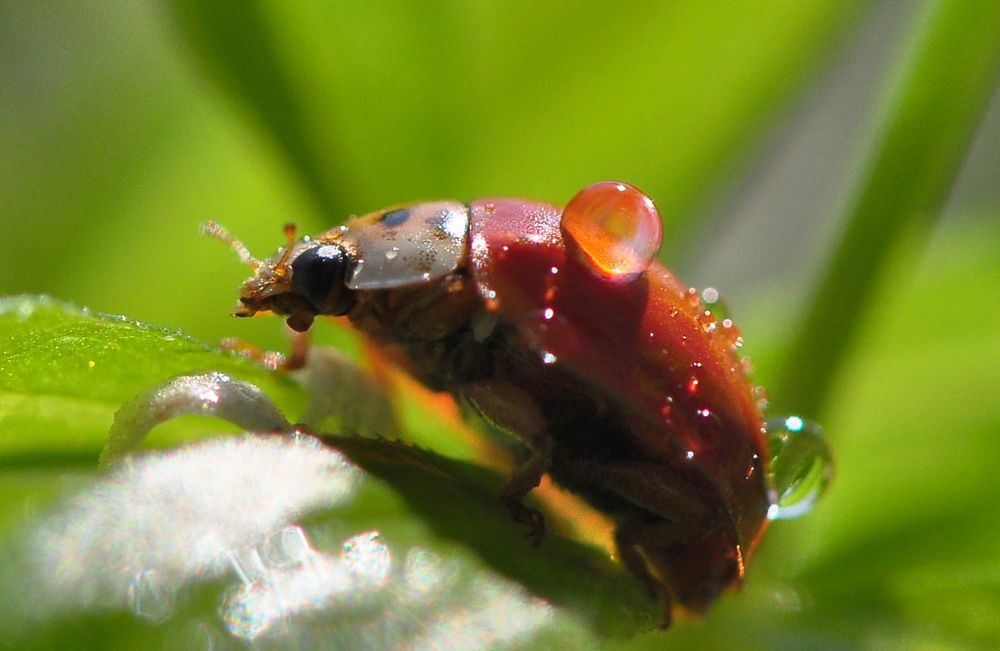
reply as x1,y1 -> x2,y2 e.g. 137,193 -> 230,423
765,416 -> 832,520
560,181 -> 662,280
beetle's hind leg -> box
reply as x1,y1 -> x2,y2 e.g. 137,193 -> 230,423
614,514 -> 741,628
461,380 -> 553,546
500,434 -> 553,546
614,517 -> 690,628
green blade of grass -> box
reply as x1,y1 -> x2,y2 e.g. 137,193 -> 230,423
774,0 -> 1000,418
168,0 -> 348,219
165,1 -> 859,241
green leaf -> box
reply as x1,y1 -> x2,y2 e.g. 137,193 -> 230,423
774,0 -> 1000,418
0,296 -> 304,463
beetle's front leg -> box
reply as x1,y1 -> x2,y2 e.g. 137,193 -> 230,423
461,380 -> 553,546
220,325 -> 312,371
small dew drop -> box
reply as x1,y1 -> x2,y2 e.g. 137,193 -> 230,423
87,360 -> 95,369
700,287 -> 731,321
542,352 -> 558,365
765,416 -> 833,520
384,247 -> 399,260
687,376 -> 700,395
543,307 -> 555,320
660,395 -> 675,419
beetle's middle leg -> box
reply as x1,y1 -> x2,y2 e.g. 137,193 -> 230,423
461,380 -> 553,546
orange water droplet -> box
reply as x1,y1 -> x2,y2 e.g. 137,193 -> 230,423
561,181 -> 662,279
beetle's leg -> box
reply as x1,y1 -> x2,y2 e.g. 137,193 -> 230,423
614,518 -> 690,628
220,326 -> 311,371
219,337 -> 285,370
299,346 -> 398,438
284,327 -> 311,370
462,381 -> 552,546
616,513 -> 742,628
500,435 -> 553,546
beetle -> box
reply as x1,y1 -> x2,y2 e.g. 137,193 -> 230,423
217,181 -> 770,625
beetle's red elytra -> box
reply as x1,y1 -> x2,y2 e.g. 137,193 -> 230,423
220,181 -> 770,625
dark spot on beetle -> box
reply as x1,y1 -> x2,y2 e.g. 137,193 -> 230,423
381,208 -> 410,228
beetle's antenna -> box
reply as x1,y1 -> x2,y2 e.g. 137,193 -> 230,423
272,223 -> 298,277
201,221 -> 261,270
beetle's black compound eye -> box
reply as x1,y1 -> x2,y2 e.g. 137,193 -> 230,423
291,244 -> 356,316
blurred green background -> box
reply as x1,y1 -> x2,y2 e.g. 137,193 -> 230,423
2,1 -> 1000,648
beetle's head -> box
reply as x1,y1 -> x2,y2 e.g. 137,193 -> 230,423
204,222 -> 358,332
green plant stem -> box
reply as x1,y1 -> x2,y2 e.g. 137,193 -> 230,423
774,0 -> 1000,419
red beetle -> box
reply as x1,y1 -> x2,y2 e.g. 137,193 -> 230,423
225,181 -> 769,624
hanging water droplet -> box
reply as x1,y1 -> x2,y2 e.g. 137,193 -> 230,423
765,416 -> 832,520
560,181 -> 663,279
